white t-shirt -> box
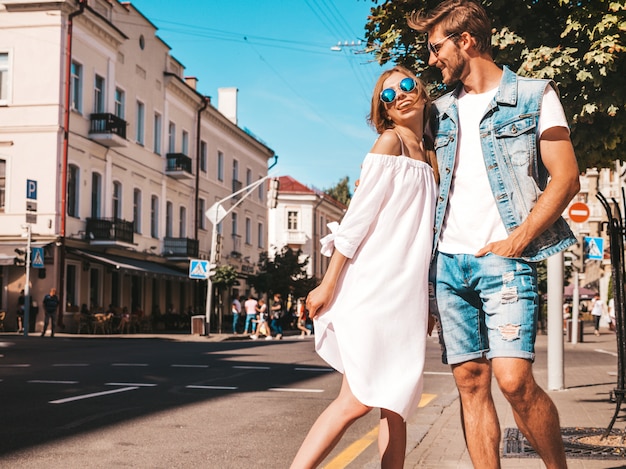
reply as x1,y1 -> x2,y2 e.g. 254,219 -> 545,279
438,85 -> 569,254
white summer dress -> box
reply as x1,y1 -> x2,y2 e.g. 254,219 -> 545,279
314,150 -> 436,420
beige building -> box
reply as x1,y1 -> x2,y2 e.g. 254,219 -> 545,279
0,0 -> 274,332
268,176 -> 346,280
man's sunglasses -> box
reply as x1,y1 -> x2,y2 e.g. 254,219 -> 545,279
427,33 -> 458,57
380,77 -> 417,104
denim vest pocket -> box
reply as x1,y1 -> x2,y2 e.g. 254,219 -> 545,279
493,115 -> 537,167
434,132 -> 454,151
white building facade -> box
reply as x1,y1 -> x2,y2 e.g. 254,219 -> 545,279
268,176 -> 346,280
0,0 -> 274,332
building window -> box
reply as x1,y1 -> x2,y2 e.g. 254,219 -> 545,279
136,100 -> 145,144
231,212 -> 238,236
153,112 -> 162,155
94,74 -> 105,113
165,201 -> 173,237
66,264 -> 77,309
114,87 -> 125,119
91,172 -> 101,218
258,176 -> 264,202
182,130 -> 189,155
70,61 -> 82,112
287,210 -> 299,230
200,140 -> 207,173
67,164 -> 79,217
133,188 -> 142,233
151,195 -> 159,238
217,151 -> 224,181
258,222 -> 264,248
198,198 -> 206,230
246,169 -> 252,195
168,121 -> 175,153
245,217 -> 251,245
232,159 -> 239,184
179,206 -> 186,237
112,181 -> 122,219
0,52 -> 9,105
0,159 -> 5,212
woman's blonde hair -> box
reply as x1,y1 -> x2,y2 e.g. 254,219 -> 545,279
367,66 -> 438,183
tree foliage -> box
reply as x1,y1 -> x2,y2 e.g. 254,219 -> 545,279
363,0 -> 626,169
249,247 -> 317,300
324,176 -> 352,206
212,264 -> 238,287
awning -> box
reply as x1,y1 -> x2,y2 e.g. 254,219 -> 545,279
564,284 -> 597,300
70,249 -> 188,279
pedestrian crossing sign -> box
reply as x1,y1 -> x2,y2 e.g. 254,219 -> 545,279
584,236 -> 604,261
31,247 -> 44,268
189,259 -> 210,279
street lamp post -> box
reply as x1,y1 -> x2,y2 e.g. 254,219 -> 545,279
204,174 -> 278,335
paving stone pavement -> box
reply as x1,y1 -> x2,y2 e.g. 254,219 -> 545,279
404,328 -> 626,469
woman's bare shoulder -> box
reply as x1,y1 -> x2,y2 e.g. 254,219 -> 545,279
370,129 -> 401,156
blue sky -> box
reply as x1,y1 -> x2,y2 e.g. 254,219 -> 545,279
130,0 -> 385,192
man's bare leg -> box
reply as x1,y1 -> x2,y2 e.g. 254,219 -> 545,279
452,358 -> 501,469
493,358 -> 567,469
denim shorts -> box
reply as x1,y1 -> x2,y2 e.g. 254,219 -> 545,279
430,251 -> 538,365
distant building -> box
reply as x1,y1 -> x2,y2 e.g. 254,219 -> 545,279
563,163 -> 626,299
0,0 -> 274,331
268,176 -> 347,280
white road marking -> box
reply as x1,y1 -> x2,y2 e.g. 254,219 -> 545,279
268,388 -> 324,393
171,364 -> 209,368
294,367 -> 334,372
232,365 -> 271,370
186,385 -> 238,390
595,348 -> 618,357
0,364 -> 30,367
49,386 -> 139,404
111,363 -> 148,367
29,380 -> 79,384
424,371 -> 454,376
105,382 -> 157,387
53,363 -> 89,367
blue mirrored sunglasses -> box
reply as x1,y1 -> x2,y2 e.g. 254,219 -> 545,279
380,77 -> 417,103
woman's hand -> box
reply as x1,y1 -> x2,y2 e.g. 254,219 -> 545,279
306,282 -> 335,320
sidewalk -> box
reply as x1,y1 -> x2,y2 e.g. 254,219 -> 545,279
405,329 -> 626,468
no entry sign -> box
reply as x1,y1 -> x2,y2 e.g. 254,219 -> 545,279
568,202 -> 590,223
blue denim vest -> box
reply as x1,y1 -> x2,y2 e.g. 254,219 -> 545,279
431,66 -> 575,262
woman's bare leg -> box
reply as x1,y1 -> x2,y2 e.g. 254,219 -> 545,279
290,375 -> 372,469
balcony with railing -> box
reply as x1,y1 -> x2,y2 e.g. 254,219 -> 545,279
286,230 -> 308,245
165,153 -> 193,180
89,113 -> 127,147
163,237 -> 199,258
86,217 -> 134,246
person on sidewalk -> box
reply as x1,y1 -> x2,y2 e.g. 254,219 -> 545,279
41,288 -> 60,337
231,296 -> 242,334
243,294 -> 258,337
291,67 -> 437,469
590,293 -> 605,336
410,1 -> 579,468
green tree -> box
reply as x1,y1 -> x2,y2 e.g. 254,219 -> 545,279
250,247 -> 317,300
324,176 -> 352,206
212,264 -> 238,287
363,0 -> 626,169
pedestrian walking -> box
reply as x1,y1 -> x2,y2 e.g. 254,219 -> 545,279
410,1 -> 579,468
291,66 -> 437,468
41,288 -> 60,337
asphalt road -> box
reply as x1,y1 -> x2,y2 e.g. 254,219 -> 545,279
0,333 -> 454,468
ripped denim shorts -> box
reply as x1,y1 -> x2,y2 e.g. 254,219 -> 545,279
430,251 -> 538,365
